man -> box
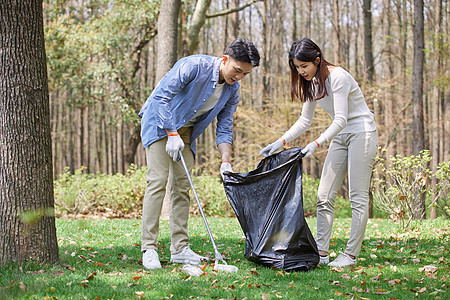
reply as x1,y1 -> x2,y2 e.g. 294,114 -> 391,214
138,37 -> 260,269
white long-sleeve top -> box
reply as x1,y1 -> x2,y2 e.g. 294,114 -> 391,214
281,67 -> 376,145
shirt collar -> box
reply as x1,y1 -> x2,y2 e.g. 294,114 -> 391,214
212,57 -> 222,83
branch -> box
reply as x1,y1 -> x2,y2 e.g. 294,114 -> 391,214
206,0 -> 263,18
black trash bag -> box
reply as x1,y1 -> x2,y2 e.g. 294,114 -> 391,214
223,147 -> 319,271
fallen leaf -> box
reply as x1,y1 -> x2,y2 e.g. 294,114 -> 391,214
417,287 -> 427,293
87,272 -> 97,281
135,291 -> 144,299
374,288 -> 390,295
94,263 -> 105,267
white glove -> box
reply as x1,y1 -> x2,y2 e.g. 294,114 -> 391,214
220,161 -> 233,179
166,134 -> 184,161
301,141 -> 319,157
259,139 -> 284,157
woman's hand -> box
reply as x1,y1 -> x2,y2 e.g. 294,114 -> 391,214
259,139 -> 284,157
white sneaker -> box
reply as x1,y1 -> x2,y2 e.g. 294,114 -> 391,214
142,249 -> 162,269
170,247 -> 207,265
328,252 -> 357,267
319,255 -> 329,265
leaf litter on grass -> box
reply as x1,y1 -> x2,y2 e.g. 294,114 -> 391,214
2,218 -> 448,299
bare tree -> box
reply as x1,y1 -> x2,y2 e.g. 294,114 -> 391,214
363,0 -> 374,82
332,0 -> 341,64
0,0 -> 59,264
412,0 -> 425,219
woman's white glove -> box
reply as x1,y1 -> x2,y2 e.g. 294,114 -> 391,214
301,141 -> 319,157
220,161 -> 233,179
259,139 -> 284,157
166,134 -> 184,161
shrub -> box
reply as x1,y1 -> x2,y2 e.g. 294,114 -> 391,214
53,166 -> 354,218
54,165 -> 147,218
372,149 -> 450,228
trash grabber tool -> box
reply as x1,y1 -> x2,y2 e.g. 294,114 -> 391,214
177,150 -> 238,272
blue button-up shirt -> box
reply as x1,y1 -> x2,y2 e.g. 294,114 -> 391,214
138,55 -> 240,155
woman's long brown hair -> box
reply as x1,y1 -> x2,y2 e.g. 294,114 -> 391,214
289,38 -> 333,102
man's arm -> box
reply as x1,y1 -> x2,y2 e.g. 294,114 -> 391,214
218,142 -> 232,162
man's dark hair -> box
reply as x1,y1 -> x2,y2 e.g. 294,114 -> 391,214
224,37 -> 260,67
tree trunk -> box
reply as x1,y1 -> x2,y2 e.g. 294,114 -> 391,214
332,0 -> 341,64
185,0 -> 212,55
157,0 -> 182,219
156,0 -> 181,82
0,0 -> 59,264
363,0 -> 374,82
412,0 -> 425,219
430,0 -> 443,220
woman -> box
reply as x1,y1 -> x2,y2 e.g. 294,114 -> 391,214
260,38 -> 378,267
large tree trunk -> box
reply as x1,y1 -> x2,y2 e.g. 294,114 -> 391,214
157,0 -> 181,219
412,0 -> 425,219
157,0 -> 181,81
0,0 -> 59,264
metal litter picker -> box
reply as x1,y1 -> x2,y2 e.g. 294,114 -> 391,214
178,150 -> 238,273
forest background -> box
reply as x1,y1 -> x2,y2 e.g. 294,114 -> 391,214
44,0 -> 449,216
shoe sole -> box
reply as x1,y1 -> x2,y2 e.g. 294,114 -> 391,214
170,258 -> 202,265
143,264 -> 162,269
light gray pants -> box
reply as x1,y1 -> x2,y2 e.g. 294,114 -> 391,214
315,130 -> 378,257
141,127 -> 194,254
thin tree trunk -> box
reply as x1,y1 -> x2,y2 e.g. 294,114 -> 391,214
412,0 -> 425,219
363,0 -> 374,82
332,0 -> 341,64
0,0 -> 59,264
430,0 -> 443,219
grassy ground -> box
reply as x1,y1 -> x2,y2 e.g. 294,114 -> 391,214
0,217 -> 448,300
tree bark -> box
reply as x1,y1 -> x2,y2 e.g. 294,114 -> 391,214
0,0 -> 59,264
363,0 -> 374,82
186,0 -> 212,55
332,0 -> 341,64
412,0 -> 425,219
430,0 -> 443,219
156,0 -> 181,81
157,0 -> 182,219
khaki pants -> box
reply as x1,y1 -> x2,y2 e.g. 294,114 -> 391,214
141,127 -> 194,254
315,130 -> 378,257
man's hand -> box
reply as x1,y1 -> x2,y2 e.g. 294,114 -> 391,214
259,139 -> 284,157
220,161 -> 233,180
301,141 -> 319,157
166,133 -> 184,161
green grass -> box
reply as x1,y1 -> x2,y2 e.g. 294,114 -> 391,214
0,217 -> 448,299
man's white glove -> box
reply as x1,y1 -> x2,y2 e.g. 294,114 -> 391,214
301,141 -> 319,157
220,161 -> 233,180
166,134 -> 184,161
259,139 -> 284,157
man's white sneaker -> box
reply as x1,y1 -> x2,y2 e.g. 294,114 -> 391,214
142,249 -> 162,269
328,252 -> 357,267
319,255 -> 329,265
170,247 -> 207,265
